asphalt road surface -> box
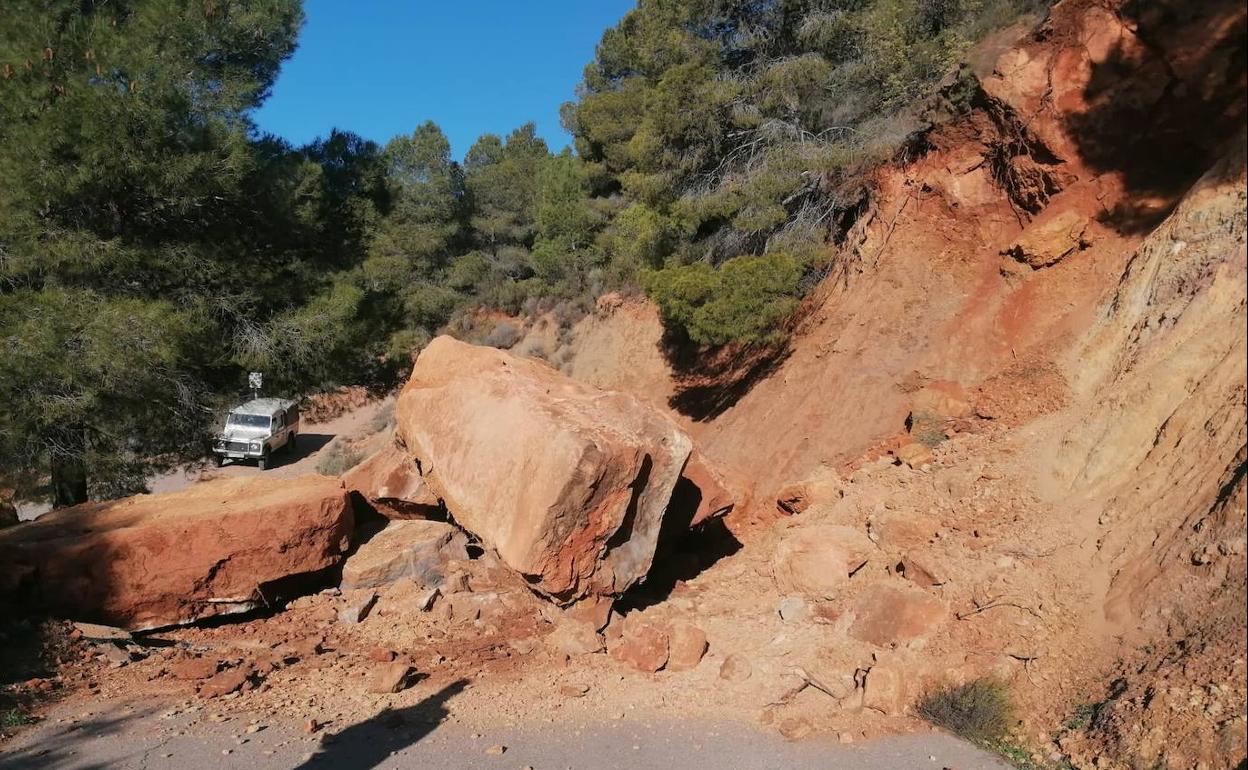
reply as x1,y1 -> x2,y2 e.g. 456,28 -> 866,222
2,695 -> 1012,770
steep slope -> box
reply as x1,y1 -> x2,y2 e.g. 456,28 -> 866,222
537,0 -> 1246,766
553,0 -> 1245,503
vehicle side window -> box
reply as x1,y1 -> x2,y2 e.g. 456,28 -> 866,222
275,413 -> 283,429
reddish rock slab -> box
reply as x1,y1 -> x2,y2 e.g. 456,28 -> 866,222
0,475 -> 353,631
396,336 -> 693,603
848,582 -> 946,647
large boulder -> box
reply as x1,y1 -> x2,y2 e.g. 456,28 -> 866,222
339,519 -> 467,590
0,475 -> 353,631
396,336 -> 694,602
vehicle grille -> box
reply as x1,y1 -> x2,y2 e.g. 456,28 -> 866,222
225,441 -> 250,453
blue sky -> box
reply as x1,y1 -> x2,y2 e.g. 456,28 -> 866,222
252,1 -> 636,159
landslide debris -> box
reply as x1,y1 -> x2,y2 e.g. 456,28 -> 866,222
0,475 -> 354,631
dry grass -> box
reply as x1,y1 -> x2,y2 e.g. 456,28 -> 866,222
917,678 -> 1014,744
315,441 -> 365,477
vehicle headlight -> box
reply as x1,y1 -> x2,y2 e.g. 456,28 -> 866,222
249,441 -> 262,452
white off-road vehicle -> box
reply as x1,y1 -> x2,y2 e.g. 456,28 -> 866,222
212,398 -> 300,470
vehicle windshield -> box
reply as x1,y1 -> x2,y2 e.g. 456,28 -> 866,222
227,413 -> 270,429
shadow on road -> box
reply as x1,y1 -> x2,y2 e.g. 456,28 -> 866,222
0,702 -> 159,770
278,433 -> 335,467
291,679 -> 468,770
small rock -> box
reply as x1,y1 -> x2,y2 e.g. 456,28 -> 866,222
559,683 -> 590,698
772,525 -> 874,601
484,744 -> 506,756
719,654 -> 753,682
777,716 -> 813,740
338,591 -> 379,624
169,657 -> 220,681
1001,210 -> 1089,267
415,587 -> 441,612
610,623 -> 669,673
897,553 -> 947,588
286,635 -> 326,660
366,662 -> 414,694
894,442 -> 935,470
862,665 -> 906,716
666,623 -> 708,672
564,596 -> 614,631
198,667 -> 252,699
304,719 -> 319,733
97,645 -> 132,668
546,619 -> 605,656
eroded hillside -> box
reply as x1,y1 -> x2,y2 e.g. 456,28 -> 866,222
2,2 -> 1243,769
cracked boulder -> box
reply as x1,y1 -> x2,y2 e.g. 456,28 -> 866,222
0,475 -> 353,631
395,335 -> 694,603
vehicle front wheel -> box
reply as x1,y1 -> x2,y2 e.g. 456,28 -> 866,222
288,434 -> 298,453
214,454 -> 224,468
258,451 -> 270,471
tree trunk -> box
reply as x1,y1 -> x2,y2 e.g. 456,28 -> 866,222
51,427 -> 88,508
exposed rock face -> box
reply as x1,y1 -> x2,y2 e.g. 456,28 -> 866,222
339,520 -> 467,591
0,475 -> 353,631
395,335 -> 694,602
342,444 -> 442,519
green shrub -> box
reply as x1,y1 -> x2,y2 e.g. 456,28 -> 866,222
643,251 -> 803,346
917,678 -> 1014,744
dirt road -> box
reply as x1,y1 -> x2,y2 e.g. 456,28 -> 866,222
16,397 -> 393,522
147,397 -> 394,495
1,693 -> 1011,770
